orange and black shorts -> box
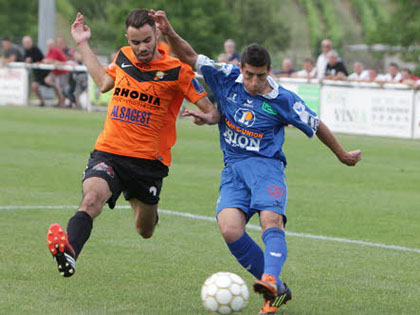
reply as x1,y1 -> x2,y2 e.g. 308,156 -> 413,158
82,150 -> 169,208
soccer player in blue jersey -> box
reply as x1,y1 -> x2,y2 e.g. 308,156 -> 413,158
150,10 -> 361,314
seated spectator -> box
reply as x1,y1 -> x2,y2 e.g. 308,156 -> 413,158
316,39 -> 333,79
400,68 -> 418,86
65,51 -> 88,109
294,58 -> 316,79
382,63 -> 402,83
348,62 -> 369,81
0,37 -> 24,65
275,58 -> 296,77
324,50 -> 348,80
43,38 -> 68,107
367,68 -> 384,83
224,39 -> 240,65
22,35 -> 53,106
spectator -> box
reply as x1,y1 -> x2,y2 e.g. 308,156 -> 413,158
224,39 -> 240,65
57,37 -> 74,60
43,38 -> 68,107
382,63 -> 402,83
294,58 -> 316,79
367,68 -> 383,82
65,51 -> 88,109
0,37 -> 24,65
316,39 -> 332,79
22,35 -> 53,106
348,62 -> 369,81
400,68 -> 418,86
324,50 -> 348,80
217,53 -> 228,63
275,58 -> 296,77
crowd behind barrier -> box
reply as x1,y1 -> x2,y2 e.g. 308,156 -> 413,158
1,36 -> 420,140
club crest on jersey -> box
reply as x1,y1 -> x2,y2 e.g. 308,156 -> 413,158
262,102 -> 278,115
234,108 -> 256,127
154,71 -> 166,80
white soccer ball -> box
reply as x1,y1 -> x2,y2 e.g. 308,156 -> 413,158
201,272 -> 249,314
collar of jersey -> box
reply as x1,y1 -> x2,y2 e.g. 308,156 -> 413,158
235,74 -> 279,99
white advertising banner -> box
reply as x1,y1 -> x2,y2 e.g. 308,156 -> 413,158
413,92 -> 420,139
0,67 -> 28,105
320,86 -> 414,138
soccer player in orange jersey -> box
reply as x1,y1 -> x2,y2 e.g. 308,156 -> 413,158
46,9 -> 220,277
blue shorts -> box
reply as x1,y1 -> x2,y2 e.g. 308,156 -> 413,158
216,157 -> 288,222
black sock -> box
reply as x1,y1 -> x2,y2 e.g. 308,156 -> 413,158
67,211 -> 93,260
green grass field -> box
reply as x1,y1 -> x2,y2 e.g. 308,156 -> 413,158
1,105 -> 419,314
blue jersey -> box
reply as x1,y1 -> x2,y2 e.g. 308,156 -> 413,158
196,55 -> 319,165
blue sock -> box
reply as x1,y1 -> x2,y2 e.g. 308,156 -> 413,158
262,227 -> 287,288
227,232 -> 264,279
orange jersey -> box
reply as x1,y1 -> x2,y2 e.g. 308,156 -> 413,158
95,47 -> 206,166
158,40 -> 171,57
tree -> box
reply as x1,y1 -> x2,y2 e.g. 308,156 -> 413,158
0,0 -> 37,41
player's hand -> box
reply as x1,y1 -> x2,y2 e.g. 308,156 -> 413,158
71,12 -> 91,45
338,149 -> 362,166
149,10 -> 174,36
182,109 -> 214,126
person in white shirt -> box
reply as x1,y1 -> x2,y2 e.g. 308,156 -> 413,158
382,63 -> 402,82
348,62 -> 369,81
294,58 -> 317,79
316,39 -> 332,79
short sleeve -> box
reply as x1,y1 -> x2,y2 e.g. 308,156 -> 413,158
178,63 -> 207,104
278,92 -> 319,138
105,51 -> 118,81
195,54 -> 239,97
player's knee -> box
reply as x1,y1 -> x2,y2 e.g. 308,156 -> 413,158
81,191 -> 105,217
219,224 -> 243,243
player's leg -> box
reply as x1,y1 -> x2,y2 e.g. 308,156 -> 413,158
217,207 -> 265,280
130,198 -> 158,239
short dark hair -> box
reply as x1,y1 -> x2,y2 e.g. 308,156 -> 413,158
240,44 -> 271,69
389,62 -> 399,69
126,9 -> 155,30
304,58 -> 314,65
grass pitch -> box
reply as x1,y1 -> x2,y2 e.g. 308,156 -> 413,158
0,106 -> 419,314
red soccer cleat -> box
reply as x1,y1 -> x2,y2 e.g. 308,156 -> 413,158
46,223 -> 76,277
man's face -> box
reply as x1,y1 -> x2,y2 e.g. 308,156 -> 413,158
22,37 -> 32,49
304,61 -> 313,72
321,40 -> 331,54
126,24 -> 158,63
368,69 -> 377,80
389,65 -> 398,76
224,41 -> 235,55
2,40 -> 11,50
240,63 -> 269,96
354,63 -> 363,74
328,55 -> 337,66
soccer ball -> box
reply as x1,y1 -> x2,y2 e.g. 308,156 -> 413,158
201,272 -> 249,314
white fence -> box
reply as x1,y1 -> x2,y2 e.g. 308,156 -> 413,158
1,63 -> 419,140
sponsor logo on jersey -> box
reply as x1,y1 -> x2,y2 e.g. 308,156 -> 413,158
228,92 -> 237,102
223,118 -> 262,152
234,108 -> 256,127
262,102 -> 278,115
110,105 -> 152,127
113,88 -> 160,106
149,186 -> 157,196
293,101 -> 319,133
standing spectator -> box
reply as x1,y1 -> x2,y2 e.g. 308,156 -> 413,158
382,63 -> 402,82
294,58 -> 317,79
348,62 -> 369,81
65,51 -> 88,109
324,50 -> 348,80
22,35 -> 53,106
224,39 -> 240,65
275,58 -> 296,77
316,39 -> 332,79
0,37 -> 24,65
43,39 -> 67,107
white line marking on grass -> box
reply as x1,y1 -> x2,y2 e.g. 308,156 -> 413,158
1,205 -> 420,254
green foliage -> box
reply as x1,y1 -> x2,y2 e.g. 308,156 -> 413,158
0,0 -> 37,41
351,0 -> 379,44
297,0 -> 323,55
317,0 -> 344,48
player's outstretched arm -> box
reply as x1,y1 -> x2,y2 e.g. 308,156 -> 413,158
316,121 -> 361,166
183,97 -> 221,125
149,10 -> 198,69
71,12 -> 114,93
